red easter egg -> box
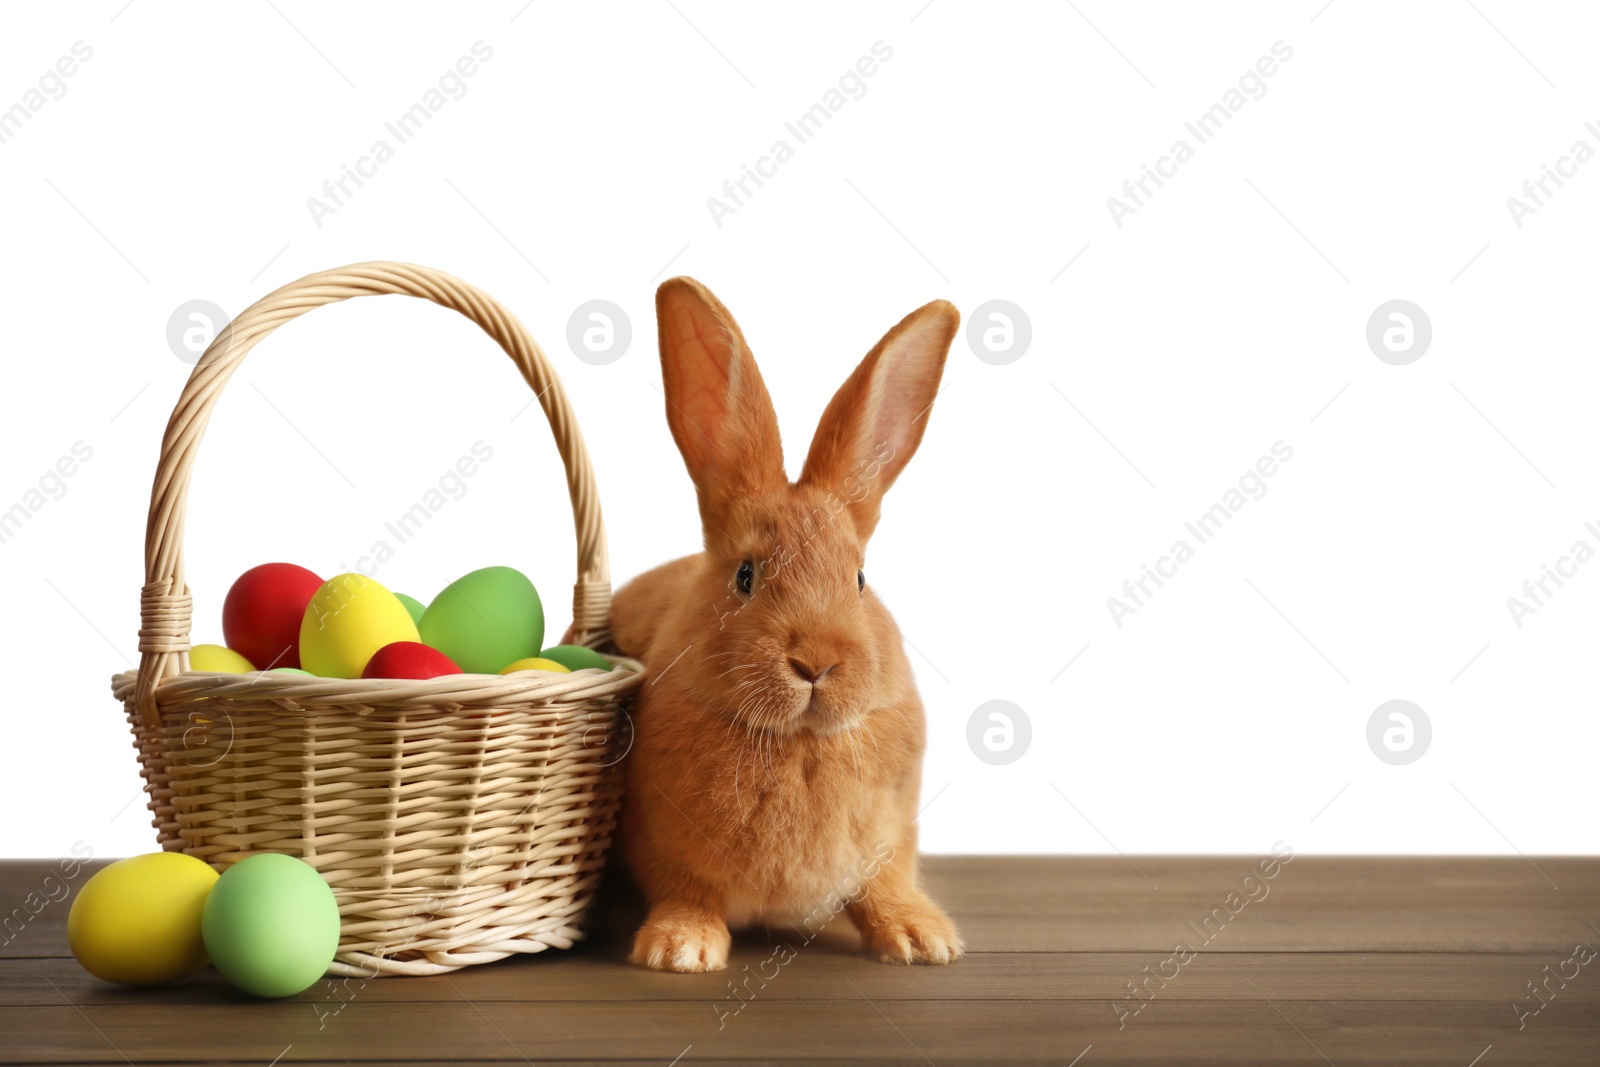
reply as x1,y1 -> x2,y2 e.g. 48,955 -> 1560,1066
361,641 -> 463,680
222,563 -> 325,671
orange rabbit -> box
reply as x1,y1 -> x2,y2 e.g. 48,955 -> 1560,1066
609,277 -> 963,972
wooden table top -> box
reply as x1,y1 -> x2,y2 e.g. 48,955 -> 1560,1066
4,855 -> 1597,1065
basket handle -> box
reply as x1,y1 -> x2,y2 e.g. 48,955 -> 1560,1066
133,261 -> 613,723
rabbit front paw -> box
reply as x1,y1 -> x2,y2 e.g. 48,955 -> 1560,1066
858,901 -> 965,965
630,909 -> 732,973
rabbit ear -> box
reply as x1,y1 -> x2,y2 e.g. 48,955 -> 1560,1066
801,299 -> 959,543
656,277 -> 786,526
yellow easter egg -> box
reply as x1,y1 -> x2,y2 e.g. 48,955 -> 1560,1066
68,853 -> 219,985
499,657 -> 572,674
189,644 -> 256,673
298,574 -> 419,678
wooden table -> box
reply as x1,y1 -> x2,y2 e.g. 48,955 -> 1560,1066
4,856 -> 1597,1064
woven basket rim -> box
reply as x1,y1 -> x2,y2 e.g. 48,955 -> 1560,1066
112,656 -> 643,710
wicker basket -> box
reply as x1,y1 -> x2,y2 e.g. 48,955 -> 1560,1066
111,261 -> 643,977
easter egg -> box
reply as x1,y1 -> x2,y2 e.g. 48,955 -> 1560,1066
189,644 -> 256,673
362,641 -> 463,680
499,657 -> 572,674
298,574 -> 419,678
269,668 -> 314,676
201,853 -> 340,998
539,644 -> 613,673
68,852 -> 219,985
223,563 -> 324,670
393,592 -> 427,626
418,567 -> 544,675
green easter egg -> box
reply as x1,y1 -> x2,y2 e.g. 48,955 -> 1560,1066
201,853 -> 339,999
539,644 -> 613,672
393,592 -> 427,626
268,668 -> 314,676
418,566 -> 543,674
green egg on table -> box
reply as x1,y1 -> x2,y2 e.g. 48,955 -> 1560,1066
538,644 -> 613,672
393,592 -> 427,626
418,566 -> 543,674
298,573 -> 419,679
201,853 -> 340,998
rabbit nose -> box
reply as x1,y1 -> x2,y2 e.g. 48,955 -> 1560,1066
788,658 -> 837,684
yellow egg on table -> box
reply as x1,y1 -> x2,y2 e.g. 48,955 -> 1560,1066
189,644 -> 256,673
499,657 -> 572,674
298,573 -> 419,678
67,853 -> 219,985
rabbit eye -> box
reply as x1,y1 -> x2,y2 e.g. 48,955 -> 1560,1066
736,559 -> 754,596
857,569 -> 865,594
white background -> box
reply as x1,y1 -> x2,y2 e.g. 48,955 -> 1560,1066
2,1 -> 1596,859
